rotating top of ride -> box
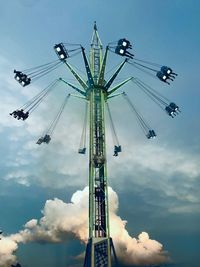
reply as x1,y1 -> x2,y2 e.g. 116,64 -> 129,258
11,22 -> 180,155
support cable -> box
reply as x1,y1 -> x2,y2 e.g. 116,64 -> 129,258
67,47 -> 82,53
129,61 -> 158,72
132,57 -> 161,67
106,102 -> 120,147
63,43 -> 82,47
122,92 -> 152,136
78,101 -> 88,154
68,50 -> 82,58
29,80 -> 59,113
36,94 -> 70,145
136,78 -> 170,102
22,60 -> 60,73
134,81 -> 165,110
30,61 -> 62,79
132,79 -> 169,109
10,80 -> 60,122
23,80 -> 59,113
15,48 -> 82,87
28,62 -> 60,77
135,81 -> 167,106
128,62 -> 156,79
31,64 -> 63,83
47,94 -> 70,135
108,40 -> 119,45
133,79 -> 180,118
14,61 -> 63,87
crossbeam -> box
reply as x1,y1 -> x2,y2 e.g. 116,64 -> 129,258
59,78 -> 86,96
64,61 -> 88,90
104,59 -> 127,91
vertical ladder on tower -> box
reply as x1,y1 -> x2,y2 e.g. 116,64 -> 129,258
83,22 -> 118,267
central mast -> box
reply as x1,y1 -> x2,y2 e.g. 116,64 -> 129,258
12,19 -> 179,267
55,22 -> 129,266
85,22 -> 112,267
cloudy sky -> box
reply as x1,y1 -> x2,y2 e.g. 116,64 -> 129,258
0,0 -> 200,267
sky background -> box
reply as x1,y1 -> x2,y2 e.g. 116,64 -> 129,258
0,0 -> 200,266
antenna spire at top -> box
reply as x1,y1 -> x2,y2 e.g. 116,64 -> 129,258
94,21 -> 97,31
90,21 -> 102,48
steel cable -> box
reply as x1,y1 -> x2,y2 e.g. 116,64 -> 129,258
106,102 -> 120,146
122,93 -> 151,135
47,94 -> 70,135
79,101 -> 88,150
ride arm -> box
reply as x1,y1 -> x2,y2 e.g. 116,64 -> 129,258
64,61 -> 88,90
59,78 -> 86,97
107,92 -> 125,100
69,93 -> 87,100
81,46 -> 95,87
104,59 -> 127,91
108,77 -> 132,96
98,46 -> 109,86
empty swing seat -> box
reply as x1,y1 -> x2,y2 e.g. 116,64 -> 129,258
113,145 -> 122,156
78,147 -> 86,154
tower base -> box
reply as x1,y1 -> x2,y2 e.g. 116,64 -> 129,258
83,237 -> 118,267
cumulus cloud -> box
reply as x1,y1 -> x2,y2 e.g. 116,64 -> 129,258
0,187 -> 169,266
0,237 -> 18,267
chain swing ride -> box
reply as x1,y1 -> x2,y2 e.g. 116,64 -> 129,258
10,22 -> 180,267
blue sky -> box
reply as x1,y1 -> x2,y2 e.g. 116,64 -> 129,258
0,0 -> 200,266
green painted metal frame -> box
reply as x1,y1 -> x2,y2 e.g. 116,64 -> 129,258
61,23 -> 132,267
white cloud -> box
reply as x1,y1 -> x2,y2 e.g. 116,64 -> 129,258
1,187 -> 169,266
114,142 -> 200,179
0,237 -> 18,267
109,141 -> 200,206
168,203 -> 200,214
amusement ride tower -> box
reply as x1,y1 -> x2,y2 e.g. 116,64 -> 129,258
11,22 -> 179,267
